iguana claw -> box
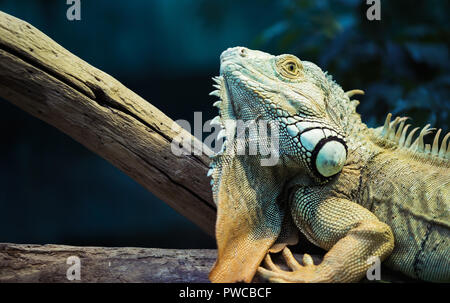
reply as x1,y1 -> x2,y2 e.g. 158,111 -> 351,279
257,247 -> 324,283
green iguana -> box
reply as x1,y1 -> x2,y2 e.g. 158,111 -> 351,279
206,47 -> 449,283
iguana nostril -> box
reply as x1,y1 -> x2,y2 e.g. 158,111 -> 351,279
220,47 -> 247,62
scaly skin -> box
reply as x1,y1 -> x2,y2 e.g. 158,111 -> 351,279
207,47 -> 450,283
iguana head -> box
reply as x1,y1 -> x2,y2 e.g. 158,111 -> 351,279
212,47 -> 350,179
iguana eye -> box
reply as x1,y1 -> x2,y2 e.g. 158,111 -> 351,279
287,62 -> 296,72
276,55 -> 303,79
282,60 -> 300,77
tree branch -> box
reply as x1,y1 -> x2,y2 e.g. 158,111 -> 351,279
0,243 -> 323,282
0,11 -> 216,236
0,243 -> 216,282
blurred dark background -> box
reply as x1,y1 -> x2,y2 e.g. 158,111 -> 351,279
0,0 -> 448,249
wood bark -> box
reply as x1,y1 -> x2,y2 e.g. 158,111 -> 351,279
0,11 -> 216,236
1,243 -> 413,283
0,243 -> 215,282
0,243 -> 323,283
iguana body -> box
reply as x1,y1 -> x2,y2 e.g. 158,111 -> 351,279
207,47 -> 450,282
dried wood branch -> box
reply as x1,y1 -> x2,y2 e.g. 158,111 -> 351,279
0,243 -> 215,282
0,243 -> 323,283
0,11 -> 216,236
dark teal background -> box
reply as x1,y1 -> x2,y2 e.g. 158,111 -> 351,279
0,0 -> 448,249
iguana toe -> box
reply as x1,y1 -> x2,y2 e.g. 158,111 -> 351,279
257,248 -> 327,283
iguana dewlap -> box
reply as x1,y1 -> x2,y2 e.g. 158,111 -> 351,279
207,47 -> 449,283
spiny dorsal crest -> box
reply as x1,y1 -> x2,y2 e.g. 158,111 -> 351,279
209,76 -> 222,110
380,113 -> 449,160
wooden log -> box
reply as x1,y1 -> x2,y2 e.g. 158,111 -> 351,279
0,243 -> 323,283
0,11 -> 216,236
0,243 -> 215,282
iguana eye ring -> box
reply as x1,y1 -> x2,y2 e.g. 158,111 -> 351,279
277,55 -> 303,79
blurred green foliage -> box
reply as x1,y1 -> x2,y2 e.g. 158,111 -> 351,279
257,0 -> 449,132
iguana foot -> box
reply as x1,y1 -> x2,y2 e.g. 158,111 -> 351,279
257,247 -> 331,283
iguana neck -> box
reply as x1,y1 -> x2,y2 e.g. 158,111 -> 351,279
320,73 -> 379,165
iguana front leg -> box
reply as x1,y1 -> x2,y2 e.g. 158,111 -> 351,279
258,186 -> 395,282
